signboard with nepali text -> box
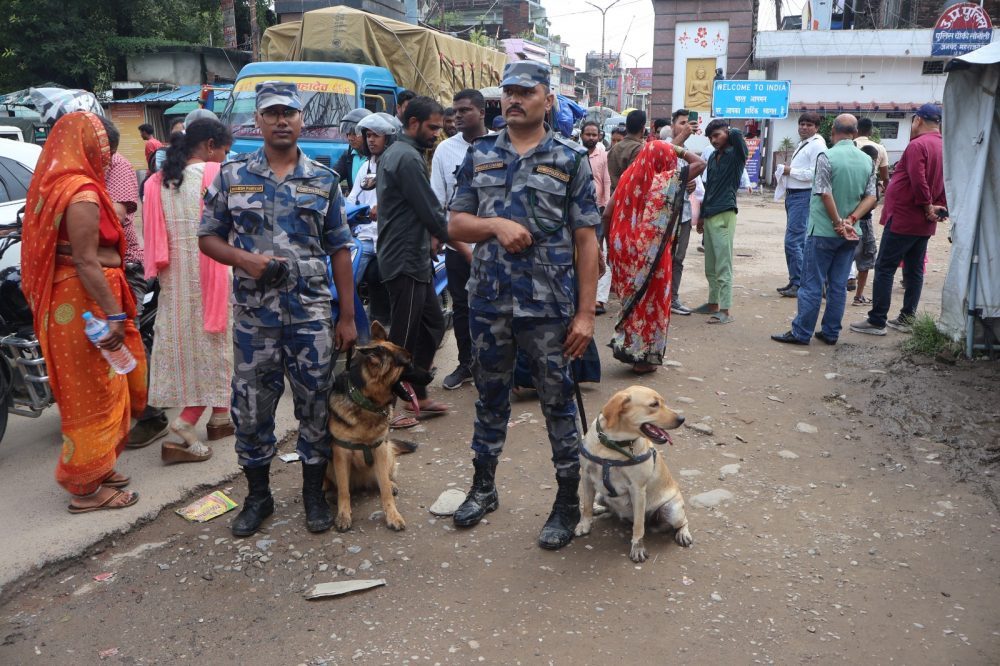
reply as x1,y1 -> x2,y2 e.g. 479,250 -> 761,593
931,3 -> 994,57
712,80 -> 789,119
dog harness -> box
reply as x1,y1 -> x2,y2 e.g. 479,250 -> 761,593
329,350 -> 391,466
579,420 -> 657,498
331,433 -> 384,466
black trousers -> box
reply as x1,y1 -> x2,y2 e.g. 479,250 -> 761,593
445,248 -> 472,368
385,274 -> 445,400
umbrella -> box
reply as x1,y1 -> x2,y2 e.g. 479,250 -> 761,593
28,87 -> 104,124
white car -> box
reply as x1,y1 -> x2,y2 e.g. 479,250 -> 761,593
0,138 -> 42,270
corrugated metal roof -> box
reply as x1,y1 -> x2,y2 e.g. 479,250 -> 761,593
110,84 -> 232,105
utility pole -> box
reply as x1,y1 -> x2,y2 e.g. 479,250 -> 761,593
585,0 -> 622,107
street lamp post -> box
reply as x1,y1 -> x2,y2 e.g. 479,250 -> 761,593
623,52 -> 646,111
585,0 -> 622,107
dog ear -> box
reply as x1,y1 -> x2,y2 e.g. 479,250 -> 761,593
602,392 -> 631,430
370,321 -> 388,341
393,349 -> 413,367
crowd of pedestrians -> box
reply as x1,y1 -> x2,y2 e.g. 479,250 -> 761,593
18,66 -> 945,557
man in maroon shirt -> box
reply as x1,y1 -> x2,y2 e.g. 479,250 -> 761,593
851,103 -> 947,336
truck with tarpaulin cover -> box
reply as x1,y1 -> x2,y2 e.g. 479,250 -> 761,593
221,6 -> 507,168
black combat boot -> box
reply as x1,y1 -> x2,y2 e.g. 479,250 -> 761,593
301,462 -> 335,533
231,465 -> 274,537
537,475 -> 581,550
453,456 -> 499,528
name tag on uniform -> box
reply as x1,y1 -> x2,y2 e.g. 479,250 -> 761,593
534,165 -> 570,183
474,161 -> 505,173
296,185 -> 329,198
230,185 -> 264,193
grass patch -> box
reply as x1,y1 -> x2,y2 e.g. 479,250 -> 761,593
901,313 -> 959,357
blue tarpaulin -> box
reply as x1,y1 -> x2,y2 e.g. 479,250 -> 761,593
554,95 -> 586,138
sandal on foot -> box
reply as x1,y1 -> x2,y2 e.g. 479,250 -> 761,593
161,440 -> 213,465
206,420 -> 235,441
692,303 -> 717,315
852,295 -> 871,306
68,488 -> 139,514
707,313 -> 735,324
390,414 -> 419,429
404,400 -> 449,418
101,471 -> 131,488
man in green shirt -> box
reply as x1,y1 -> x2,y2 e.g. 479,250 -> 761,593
772,114 -> 877,345
694,120 -> 748,324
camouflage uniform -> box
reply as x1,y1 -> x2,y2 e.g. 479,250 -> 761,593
199,146 -> 353,468
449,128 -> 600,478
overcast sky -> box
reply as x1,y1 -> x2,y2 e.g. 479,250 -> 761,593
544,0 -> 807,70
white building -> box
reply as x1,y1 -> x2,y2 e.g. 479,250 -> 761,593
755,26 -> 1000,183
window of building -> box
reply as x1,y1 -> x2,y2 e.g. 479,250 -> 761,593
922,61 -> 945,75
873,121 -> 899,140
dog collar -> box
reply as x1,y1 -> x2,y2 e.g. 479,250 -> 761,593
596,419 -> 641,461
347,378 -> 390,418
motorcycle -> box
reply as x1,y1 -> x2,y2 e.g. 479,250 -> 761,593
0,209 -> 54,444
332,202 -> 451,344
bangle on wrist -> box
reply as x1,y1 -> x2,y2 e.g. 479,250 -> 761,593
106,313 -> 128,322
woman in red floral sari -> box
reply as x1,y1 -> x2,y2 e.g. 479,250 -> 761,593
607,140 -> 704,374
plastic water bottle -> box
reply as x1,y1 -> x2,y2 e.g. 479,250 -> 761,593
82,311 -> 137,374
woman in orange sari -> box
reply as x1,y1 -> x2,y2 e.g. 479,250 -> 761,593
607,140 -> 703,374
21,112 -> 147,513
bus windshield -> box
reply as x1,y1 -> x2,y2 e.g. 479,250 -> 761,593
222,75 -> 357,142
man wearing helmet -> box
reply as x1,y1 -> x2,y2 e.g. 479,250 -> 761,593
334,108 -> 372,192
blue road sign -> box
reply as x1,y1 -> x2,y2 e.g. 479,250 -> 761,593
712,80 -> 790,119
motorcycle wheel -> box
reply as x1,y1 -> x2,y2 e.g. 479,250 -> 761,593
439,289 -> 453,332
0,362 -> 11,445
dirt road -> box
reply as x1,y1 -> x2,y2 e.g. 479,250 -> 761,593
2,197 -> 997,665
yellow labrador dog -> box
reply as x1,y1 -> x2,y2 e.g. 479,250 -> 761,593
575,386 -> 693,562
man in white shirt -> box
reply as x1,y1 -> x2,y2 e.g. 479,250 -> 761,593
777,112 -> 827,297
431,89 -> 488,390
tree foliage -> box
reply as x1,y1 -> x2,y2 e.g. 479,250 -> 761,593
0,0 -> 270,93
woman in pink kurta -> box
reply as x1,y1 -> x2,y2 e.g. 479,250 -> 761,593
143,118 -> 234,464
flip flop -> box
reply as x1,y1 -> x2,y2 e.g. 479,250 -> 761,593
101,471 -> 130,488
692,303 -> 717,315
390,414 -> 419,429
404,401 -> 449,418
68,488 -> 139,514
707,313 -> 735,324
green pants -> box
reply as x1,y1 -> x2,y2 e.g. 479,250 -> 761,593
703,210 -> 736,310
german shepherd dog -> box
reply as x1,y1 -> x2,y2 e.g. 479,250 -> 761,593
325,321 -> 430,532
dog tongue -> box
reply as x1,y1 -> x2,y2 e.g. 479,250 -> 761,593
641,423 -> 673,445
402,382 -> 420,417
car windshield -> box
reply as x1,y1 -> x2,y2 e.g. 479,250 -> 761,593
222,75 -> 357,142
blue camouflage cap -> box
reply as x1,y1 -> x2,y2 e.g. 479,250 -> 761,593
500,62 -> 550,89
255,81 -> 303,111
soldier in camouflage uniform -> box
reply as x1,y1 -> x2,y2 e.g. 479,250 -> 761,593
198,82 -> 358,537
448,62 -> 601,550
